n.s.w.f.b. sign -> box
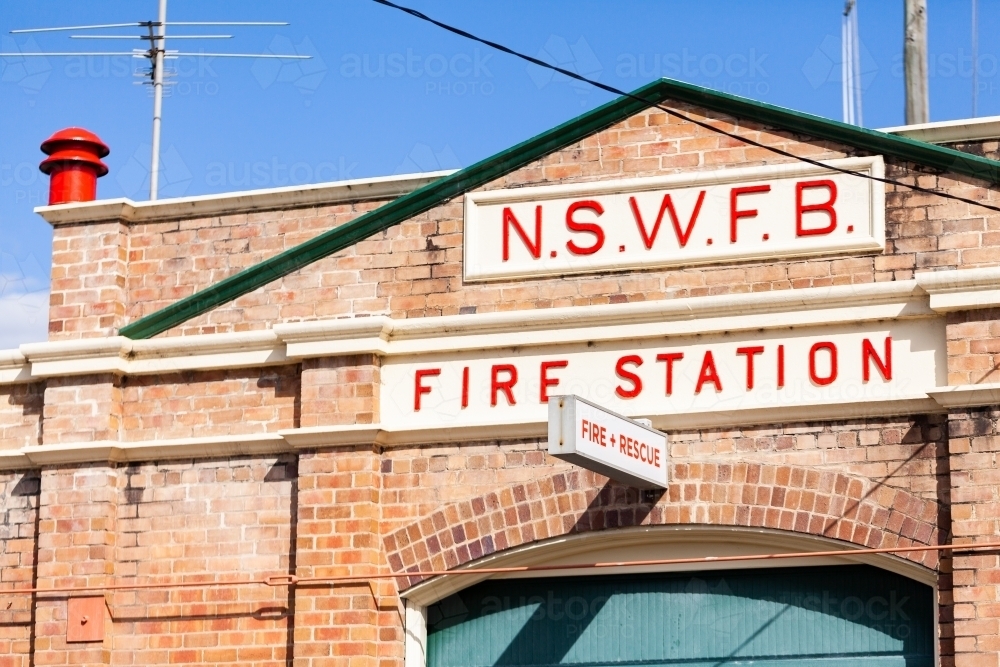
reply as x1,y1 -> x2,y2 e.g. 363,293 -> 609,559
548,395 -> 668,489
464,156 -> 884,281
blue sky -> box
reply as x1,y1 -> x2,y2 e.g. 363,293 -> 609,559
0,0 -> 994,347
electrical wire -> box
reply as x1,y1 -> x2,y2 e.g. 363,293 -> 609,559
371,0 -> 1000,215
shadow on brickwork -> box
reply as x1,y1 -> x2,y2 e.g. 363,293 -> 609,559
3,473 -> 41,667
264,457 -> 298,667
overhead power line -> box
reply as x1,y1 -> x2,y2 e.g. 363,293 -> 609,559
370,0 -> 1000,216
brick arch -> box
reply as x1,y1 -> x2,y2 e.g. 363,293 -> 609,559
383,462 -> 943,589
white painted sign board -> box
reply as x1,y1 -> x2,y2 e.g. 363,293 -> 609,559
548,395 -> 668,489
464,156 -> 885,281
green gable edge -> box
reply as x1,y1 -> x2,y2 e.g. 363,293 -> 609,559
119,77 -> 1000,340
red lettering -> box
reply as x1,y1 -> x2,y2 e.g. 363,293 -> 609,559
736,346 -> 765,390
615,355 -> 644,399
539,360 -> 569,403
656,352 -> 684,395
581,419 -> 589,440
461,366 -> 469,409
863,336 -> 892,382
629,191 -> 706,249
809,342 -> 838,386
599,426 -> 607,447
777,344 -> 785,389
729,184 -> 771,243
695,351 -> 723,393
414,368 -> 441,411
565,200 -> 605,255
502,206 -> 542,260
796,180 -> 838,236
491,364 -> 518,406
653,448 -> 661,468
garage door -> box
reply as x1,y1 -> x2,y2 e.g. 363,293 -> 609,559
426,565 -> 933,667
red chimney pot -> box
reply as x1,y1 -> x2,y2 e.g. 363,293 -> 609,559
39,127 -> 110,205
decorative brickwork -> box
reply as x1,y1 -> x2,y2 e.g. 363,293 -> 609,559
384,463 -> 943,590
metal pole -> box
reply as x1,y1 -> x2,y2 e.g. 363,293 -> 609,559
904,0 -> 929,124
842,4 -> 851,124
851,3 -> 863,126
149,0 -> 167,200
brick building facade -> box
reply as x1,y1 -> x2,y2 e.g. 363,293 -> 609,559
2,79 -> 1000,665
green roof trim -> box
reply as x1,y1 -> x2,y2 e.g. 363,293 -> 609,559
119,77 -> 1000,340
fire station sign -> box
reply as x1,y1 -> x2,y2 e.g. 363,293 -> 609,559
381,318 -> 943,430
548,395 -> 668,489
464,156 -> 885,281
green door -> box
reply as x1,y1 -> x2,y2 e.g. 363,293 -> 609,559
426,565 -> 933,666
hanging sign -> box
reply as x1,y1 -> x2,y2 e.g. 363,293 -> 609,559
548,394 -> 668,489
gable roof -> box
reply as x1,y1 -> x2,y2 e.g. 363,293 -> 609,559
118,77 -> 1000,339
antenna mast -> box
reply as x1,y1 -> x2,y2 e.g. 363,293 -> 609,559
842,0 -> 863,126
3,1 -> 310,201
150,0 -> 167,200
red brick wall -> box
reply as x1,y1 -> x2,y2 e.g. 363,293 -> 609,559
0,383 -> 43,450
300,354 -> 379,428
947,408 -> 1000,667
121,366 -> 300,441
0,472 -> 39,667
946,308 -> 1000,385
35,465 -> 118,665
112,456 -> 295,666
42,374 -> 121,445
48,221 -> 126,339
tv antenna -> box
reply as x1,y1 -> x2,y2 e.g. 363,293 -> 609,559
842,0 -> 863,126
2,0 -> 311,200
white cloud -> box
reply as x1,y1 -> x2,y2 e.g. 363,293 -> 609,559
0,289 -> 48,349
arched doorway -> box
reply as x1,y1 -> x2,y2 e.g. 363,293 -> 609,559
426,564 -> 933,666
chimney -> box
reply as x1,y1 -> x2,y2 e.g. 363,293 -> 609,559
39,128 -> 110,205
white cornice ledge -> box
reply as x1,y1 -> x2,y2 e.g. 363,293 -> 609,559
34,171 -> 455,226
881,116 -> 1000,144
927,384 -> 1000,409
275,318 -> 393,358
0,350 -> 31,384
21,338 -> 130,377
279,421 -> 549,449
19,433 -> 288,466
916,267 -> 1000,312
0,279 -> 938,381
